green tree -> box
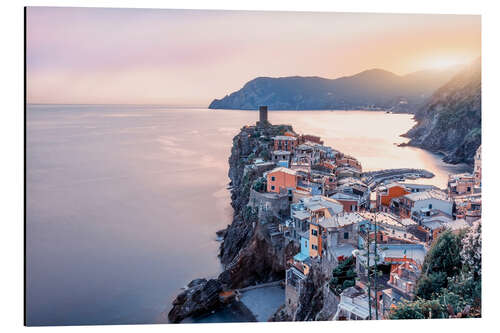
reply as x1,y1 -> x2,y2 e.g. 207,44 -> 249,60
389,298 -> 441,319
329,256 -> 357,295
252,177 -> 267,192
416,231 -> 462,299
391,225 -> 481,319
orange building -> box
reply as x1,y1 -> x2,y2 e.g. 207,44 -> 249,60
309,223 -> 322,258
388,261 -> 420,298
377,184 -> 410,212
266,167 -> 298,193
319,160 -> 336,172
299,134 -> 324,145
273,136 -> 298,152
336,155 -> 362,172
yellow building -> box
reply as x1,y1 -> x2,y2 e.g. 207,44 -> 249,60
309,223 -> 322,258
304,196 -> 343,258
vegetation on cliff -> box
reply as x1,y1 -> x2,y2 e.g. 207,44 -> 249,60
404,58 -> 481,165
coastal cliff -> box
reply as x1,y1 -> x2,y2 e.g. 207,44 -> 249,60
403,58 -> 481,165
168,123 -> 298,322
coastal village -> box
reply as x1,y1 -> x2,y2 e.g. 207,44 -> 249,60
168,106 -> 482,322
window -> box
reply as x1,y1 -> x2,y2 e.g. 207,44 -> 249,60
344,232 -> 349,239
429,204 -> 432,209
311,229 -> 318,236
271,185 -> 275,191
312,245 -> 318,250
271,176 -> 275,181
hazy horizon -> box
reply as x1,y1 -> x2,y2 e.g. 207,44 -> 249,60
26,7 -> 481,105
26,63 -> 473,108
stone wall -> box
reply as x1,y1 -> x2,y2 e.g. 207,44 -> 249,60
248,189 -> 290,221
285,281 -> 300,318
316,284 -> 340,321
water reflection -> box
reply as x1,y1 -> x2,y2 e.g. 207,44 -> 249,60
26,106 -> 467,326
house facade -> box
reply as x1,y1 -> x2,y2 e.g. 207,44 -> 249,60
376,184 -> 410,213
273,135 -> 297,152
448,173 -> 476,198
266,167 -> 298,193
397,190 -> 452,219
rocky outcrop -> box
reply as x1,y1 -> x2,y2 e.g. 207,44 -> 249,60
294,263 -> 326,321
315,284 -> 340,321
168,123 -> 297,322
219,123 -> 299,287
269,304 -> 292,322
220,124 -> 294,266
219,226 -> 297,289
269,262 -> 340,322
404,58 -> 481,165
167,278 -> 223,323
209,68 -> 459,112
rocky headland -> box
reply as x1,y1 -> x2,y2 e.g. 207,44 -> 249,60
167,123 -> 299,323
402,58 -> 481,166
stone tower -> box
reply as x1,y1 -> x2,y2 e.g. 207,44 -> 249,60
257,105 -> 269,127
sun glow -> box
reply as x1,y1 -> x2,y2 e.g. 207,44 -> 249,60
419,54 -> 472,70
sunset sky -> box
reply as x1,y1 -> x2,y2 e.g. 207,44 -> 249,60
26,7 -> 481,106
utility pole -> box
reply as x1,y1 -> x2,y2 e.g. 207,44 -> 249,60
367,219 -> 372,320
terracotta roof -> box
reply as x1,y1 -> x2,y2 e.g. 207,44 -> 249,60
267,167 -> 297,176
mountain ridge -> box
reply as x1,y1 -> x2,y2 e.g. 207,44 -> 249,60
209,67 -> 461,112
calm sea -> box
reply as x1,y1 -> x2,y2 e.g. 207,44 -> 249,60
25,105 -> 469,325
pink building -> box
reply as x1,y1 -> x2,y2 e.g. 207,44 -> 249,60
266,167 -> 298,193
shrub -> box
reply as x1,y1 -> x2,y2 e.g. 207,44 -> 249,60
329,256 -> 357,295
252,177 -> 267,192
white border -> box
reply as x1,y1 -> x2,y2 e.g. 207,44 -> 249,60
1,1 -> 499,332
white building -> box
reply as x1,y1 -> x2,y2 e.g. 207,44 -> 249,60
399,190 -> 453,219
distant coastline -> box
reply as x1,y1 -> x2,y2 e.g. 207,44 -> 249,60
208,67 -> 460,112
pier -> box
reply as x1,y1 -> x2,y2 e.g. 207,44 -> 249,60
362,168 -> 435,188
